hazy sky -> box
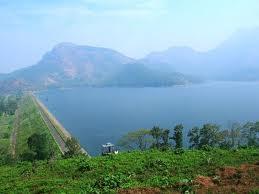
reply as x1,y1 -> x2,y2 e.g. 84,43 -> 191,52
1,0 -> 259,73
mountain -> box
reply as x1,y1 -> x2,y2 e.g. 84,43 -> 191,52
0,43 -> 191,93
104,63 -> 190,87
143,28 -> 259,80
4,43 -> 133,86
142,47 -> 204,76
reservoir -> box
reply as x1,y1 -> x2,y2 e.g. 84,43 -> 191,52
38,82 -> 259,155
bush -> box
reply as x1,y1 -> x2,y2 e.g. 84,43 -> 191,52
27,133 -> 51,160
174,148 -> 185,155
200,145 -> 214,151
144,158 -> 169,171
63,137 -> 82,158
2,133 -> 10,139
95,173 -> 130,190
249,188 -> 259,194
76,158 -> 93,172
20,151 -> 36,162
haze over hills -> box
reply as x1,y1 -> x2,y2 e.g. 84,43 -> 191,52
0,43 -> 191,93
143,28 -> 259,80
1,28 -> 259,93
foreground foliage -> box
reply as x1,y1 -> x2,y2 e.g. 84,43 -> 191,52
0,114 -> 14,164
0,95 -> 19,164
0,148 -> 258,193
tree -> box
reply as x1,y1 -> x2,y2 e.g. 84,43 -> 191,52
199,124 -> 222,148
150,126 -> 163,148
64,137 -> 82,158
118,129 -> 152,150
161,129 -> 170,148
229,122 -> 242,148
188,124 -> 223,149
242,122 -> 258,147
188,127 -> 200,148
219,129 -> 232,149
220,122 -> 242,149
27,133 -> 50,160
172,124 -> 183,149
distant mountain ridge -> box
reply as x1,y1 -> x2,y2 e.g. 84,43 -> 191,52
0,43 -> 191,93
143,28 -> 259,80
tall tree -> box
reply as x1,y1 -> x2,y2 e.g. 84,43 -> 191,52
188,126 -> 200,148
199,124 -> 222,147
220,122 -> 242,149
161,129 -> 170,148
172,124 -> 183,149
242,122 -> 258,147
229,122 -> 242,148
150,126 -> 163,148
118,129 -> 152,150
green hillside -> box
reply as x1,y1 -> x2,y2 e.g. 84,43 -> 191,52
0,148 -> 258,193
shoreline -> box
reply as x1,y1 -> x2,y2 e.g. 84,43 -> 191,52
31,80 -> 259,93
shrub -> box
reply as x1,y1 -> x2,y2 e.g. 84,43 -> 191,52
249,188 -> 259,194
27,133 -> 51,160
76,158 -> 93,172
144,158 -> 169,171
2,133 -> 10,139
201,145 -> 214,151
20,151 -> 36,162
95,173 -> 130,190
174,148 -> 185,155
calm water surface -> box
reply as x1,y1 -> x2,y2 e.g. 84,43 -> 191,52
38,82 -> 259,155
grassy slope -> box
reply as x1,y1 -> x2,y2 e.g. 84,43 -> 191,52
0,148 -> 258,193
0,114 -> 14,155
15,95 -> 61,158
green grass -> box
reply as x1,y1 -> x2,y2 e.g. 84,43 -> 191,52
0,114 -> 14,156
15,95 -> 61,158
0,148 -> 258,193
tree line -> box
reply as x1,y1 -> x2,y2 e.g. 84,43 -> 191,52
118,122 -> 259,151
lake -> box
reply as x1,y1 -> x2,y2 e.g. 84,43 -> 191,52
37,82 -> 259,155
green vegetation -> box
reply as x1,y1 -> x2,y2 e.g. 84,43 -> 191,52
64,137 -> 82,158
119,122 -> 259,151
172,124 -> 183,149
0,94 -> 258,193
118,129 -> 152,150
0,148 -> 258,193
0,114 -> 14,163
15,95 -> 61,160
0,95 -> 20,164
0,95 -> 20,115
21,133 -> 54,161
